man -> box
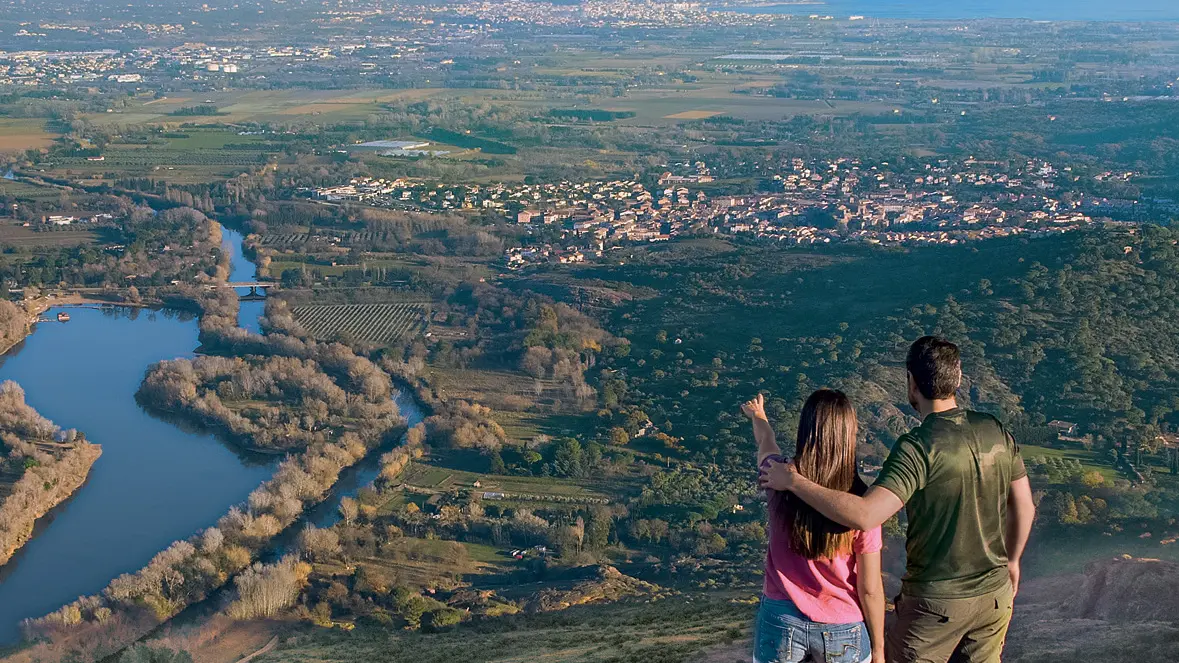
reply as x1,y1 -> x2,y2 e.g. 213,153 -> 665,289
760,336 -> 1036,663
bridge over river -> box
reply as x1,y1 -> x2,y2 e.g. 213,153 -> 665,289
210,281 -> 273,300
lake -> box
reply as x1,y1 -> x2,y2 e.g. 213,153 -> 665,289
0,226 -> 423,645
0,306 -> 276,644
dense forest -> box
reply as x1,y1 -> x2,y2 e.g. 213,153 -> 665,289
568,227 -> 1179,534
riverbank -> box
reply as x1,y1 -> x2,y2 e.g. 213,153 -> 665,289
0,294 -> 151,358
0,442 -> 103,567
0,300 -> 44,359
17,325 -> 415,659
0,372 -> 107,571
0,305 -> 278,648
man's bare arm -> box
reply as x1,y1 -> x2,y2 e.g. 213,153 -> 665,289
1005,475 -> 1035,596
760,462 -> 904,531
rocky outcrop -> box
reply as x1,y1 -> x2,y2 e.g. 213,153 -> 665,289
523,565 -> 660,613
1072,556 -> 1179,622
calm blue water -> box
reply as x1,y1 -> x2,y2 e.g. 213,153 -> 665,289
0,224 -> 424,645
0,307 -> 276,644
221,226 -> 265,333
723,0 -> 1179,21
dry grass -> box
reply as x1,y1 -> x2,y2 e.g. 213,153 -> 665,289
0,119 -> 57,151
0,224 -> 100,248
426,367 -> 565,410
663,110 -> 723,120
143,616 -> 281,663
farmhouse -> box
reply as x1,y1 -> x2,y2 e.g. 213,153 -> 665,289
1048,420 -> 1079,437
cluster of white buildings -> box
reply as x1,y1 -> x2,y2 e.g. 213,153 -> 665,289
311,154 -> 1136,269
0,35 -> 453,87
347,0 -> 779,28
39,213 -> 114,226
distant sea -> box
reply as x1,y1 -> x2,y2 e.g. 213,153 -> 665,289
718,0 -> 1179,21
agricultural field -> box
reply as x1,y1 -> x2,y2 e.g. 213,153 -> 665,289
425,367 -> 589,420
398,461 -> 611,503
268,254 -> 485,282
291,302 -> 428,344
597,85 -> 898,124
46,127 -> 280,184
0,178 -> 68,203
0,223 -> 102,248
83,88 -> 449,126
313,536 -> 504,591
490,411 -> 572,445
0,119 -> 57,152
1021,444 -> 1121,483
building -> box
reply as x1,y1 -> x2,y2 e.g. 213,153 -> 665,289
1048,420 -> 1078,438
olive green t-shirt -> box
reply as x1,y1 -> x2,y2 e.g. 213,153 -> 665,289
874,408 -> 1027,599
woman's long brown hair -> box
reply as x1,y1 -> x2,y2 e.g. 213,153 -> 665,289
774,388 -> 867,560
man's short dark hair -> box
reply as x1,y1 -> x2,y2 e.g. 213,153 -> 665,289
906,336 -> 961,400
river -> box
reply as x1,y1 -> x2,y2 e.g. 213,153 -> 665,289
0,226 -> 423,645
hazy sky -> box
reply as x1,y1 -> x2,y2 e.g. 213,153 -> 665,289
734,0 -> 1179,21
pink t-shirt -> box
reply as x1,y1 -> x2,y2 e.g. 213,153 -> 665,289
763,490 -> 882,624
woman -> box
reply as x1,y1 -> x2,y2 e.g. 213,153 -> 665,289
742,390 -> 885,663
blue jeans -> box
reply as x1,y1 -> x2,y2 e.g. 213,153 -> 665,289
754,596 -> 871,663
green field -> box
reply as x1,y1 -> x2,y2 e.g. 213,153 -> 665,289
489,411 -> 573,444
315,535 -> 507,591
291,303 -> 429,344
269,257 -> 429,277
1024,529 -> 1179,576
1022,444 -> 1121,482
0,223 -> 101,248
399,461 -> 609,501
85,89 -> 448,126
0,178 -> 70,202
48,127 -> 277,183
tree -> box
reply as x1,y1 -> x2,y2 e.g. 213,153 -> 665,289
1050,492 -> 1081,525
1079,470 -> 1105,489
339,497 -> 360,524
586,507 -> 611,550
551,438 -> 584,477
489,450 -> 506,474
297,525 -> 341,562
608,427 -> 630,446
394,591 -> 439,629
422,607 -> 465,632
226,557 -> 311,620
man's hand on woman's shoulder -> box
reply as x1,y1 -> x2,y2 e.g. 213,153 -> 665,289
759,458 -> 800,492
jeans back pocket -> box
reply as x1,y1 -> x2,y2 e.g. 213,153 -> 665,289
822,623 -> 865,663
754,605 -> 808,663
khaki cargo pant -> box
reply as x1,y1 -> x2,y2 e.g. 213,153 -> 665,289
886,584 -> 1014,663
